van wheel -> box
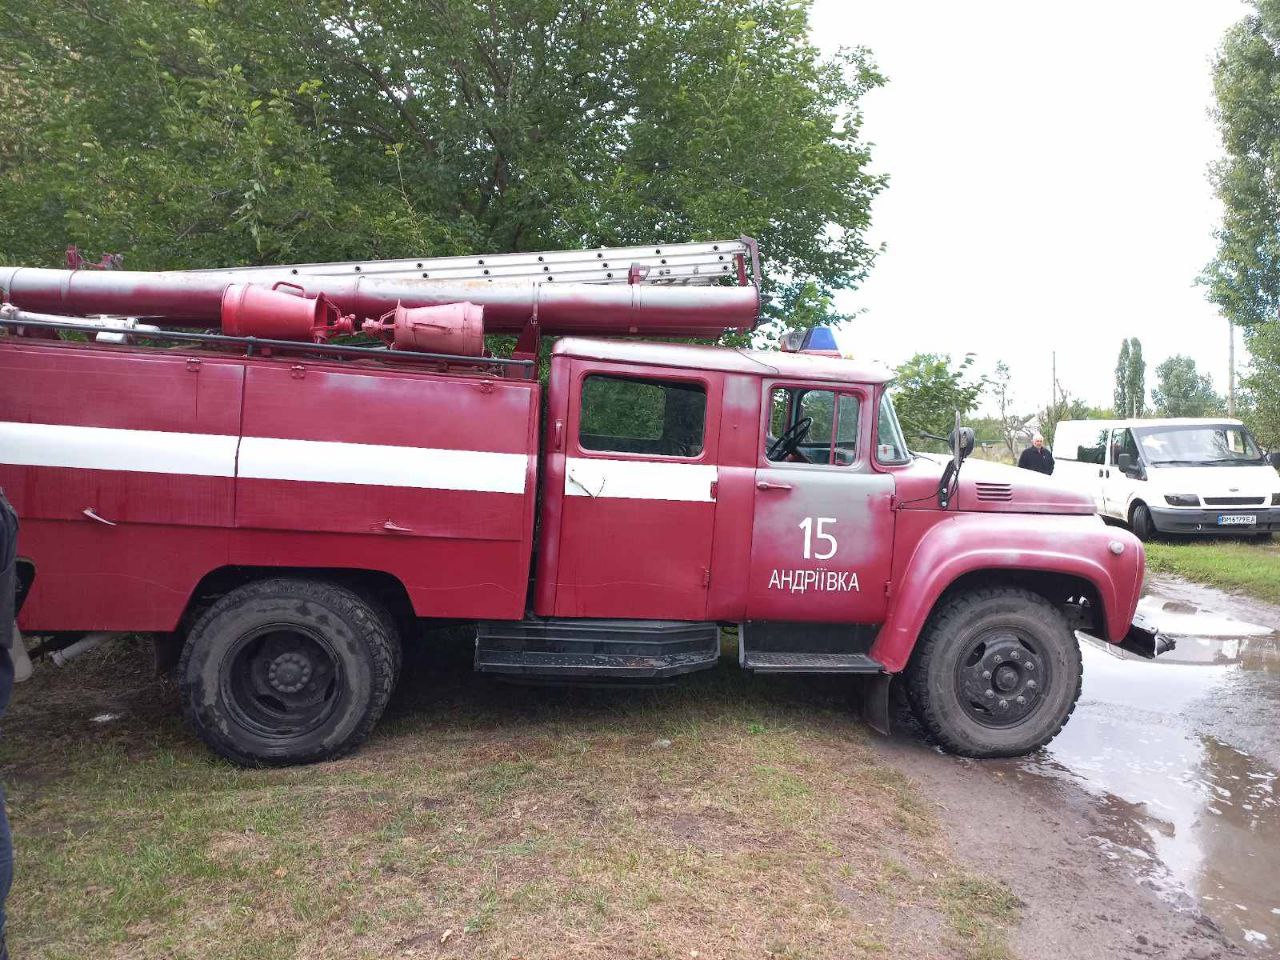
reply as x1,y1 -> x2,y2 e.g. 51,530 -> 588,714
1129,502 -> 1155,542
905,587 -> 1082,758
178,578 -> 400,767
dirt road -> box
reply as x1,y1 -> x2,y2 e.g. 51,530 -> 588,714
878,574 -> 1280,959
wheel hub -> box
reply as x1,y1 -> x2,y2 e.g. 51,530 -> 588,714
956,632 -> 1048,727
267,652 -> 313,694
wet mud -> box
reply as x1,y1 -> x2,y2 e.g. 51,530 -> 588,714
878,574 -> 1280,958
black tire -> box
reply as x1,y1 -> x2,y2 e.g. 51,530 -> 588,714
1129,502 -> 1155,542
178,578 -> 400,767
905,587 -> 1082,758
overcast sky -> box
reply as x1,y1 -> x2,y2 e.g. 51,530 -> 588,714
809,0 -> 1251,417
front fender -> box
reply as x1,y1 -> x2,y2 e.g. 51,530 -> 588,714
871,513 -> 1144,672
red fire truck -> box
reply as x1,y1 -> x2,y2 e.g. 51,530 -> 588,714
0,239 -> 1163,766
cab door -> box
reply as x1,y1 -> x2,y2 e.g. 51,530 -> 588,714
1104,427 -> 1141,518
746,383 -> 894,623
548,362 -> 720,620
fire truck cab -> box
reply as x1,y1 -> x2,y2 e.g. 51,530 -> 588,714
0,240 -> 1157,766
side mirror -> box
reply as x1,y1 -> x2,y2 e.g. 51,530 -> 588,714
950,426 -> 975,462
1117,452 -> 1136,474
1270,451 -> 1280,469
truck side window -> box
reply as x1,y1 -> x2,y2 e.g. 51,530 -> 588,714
579,374 -> 706,457
875,393 -> 910,465
765,387 -> 859,464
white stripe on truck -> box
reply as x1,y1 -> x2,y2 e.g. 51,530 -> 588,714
0,421 -> 239,477
564,456 -> 717,502
237,436 -> 528,493
0,421 -> 528,494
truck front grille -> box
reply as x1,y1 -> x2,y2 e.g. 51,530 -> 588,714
1203,496 -> 1265,506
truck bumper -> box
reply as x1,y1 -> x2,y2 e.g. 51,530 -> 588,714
1148,505 -> 1279,535
1113,609 -> 1176,659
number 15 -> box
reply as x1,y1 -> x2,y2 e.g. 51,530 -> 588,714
799,516 -> 838,560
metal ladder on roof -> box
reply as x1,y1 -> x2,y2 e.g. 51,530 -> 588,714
190,237 -> 759,287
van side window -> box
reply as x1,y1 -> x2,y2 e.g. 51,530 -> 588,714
1109,428 -> 1139,466
1078,428 -> 1108,465
766,386 -> 860,465
579,374 -> 706,457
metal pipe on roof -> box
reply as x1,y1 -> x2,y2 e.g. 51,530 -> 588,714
0,268 -> 759,339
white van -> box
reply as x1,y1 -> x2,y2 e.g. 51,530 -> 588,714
1053,418 -> 1280,540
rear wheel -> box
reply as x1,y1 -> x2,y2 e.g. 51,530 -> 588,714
178,578 -> 400,766
1129,502 -> 1155,542
905,587 -> 1082,758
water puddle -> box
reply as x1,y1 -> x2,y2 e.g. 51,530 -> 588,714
1010,579 -> 1280,950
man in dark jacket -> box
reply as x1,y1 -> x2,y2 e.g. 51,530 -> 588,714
1017,433 -> 1055,475
0,489 -> 15,960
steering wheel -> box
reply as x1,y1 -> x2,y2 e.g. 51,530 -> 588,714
768,416 -> 813,461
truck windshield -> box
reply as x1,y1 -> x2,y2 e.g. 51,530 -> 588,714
1137,425 -> 1265,466
876,393 -> 911,464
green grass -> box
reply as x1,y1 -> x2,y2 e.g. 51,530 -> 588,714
0,633 -> 1017,960
1145,538 -> 1280,605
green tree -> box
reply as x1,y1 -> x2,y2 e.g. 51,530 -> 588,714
1114,340 -> 1131,417
890,353 -> 985,451
1238,325 -> 1280,448
0,0 -> 885,339
1113,337 -> 1145,417
1203,2 -> 1280,444
1151,355 -> 1224,418
1125,338 -> 1146,416
991,360 -> 1022,457
1040,381 -> 1090,448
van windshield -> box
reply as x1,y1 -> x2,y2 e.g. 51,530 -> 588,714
1137,425 -> 1265,466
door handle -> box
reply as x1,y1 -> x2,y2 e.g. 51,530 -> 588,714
82,507 -> 116,527
756,481 -> 793,491
1098,468 -> 1104,478
382,520 -> 413,533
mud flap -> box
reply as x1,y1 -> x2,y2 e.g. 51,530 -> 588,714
1115,610 -> 1176,660
854,672 -> 893,736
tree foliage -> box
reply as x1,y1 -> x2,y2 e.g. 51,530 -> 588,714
1151,354 -> 1224,418
1039,380 -> 1091,449
990,360 -> 1026,456
890,353 -> 985,451
1204,1 -> 1280,445
1113,340 -> 1130,416
0,0 -> 885,337
1113,337 -> 1145,417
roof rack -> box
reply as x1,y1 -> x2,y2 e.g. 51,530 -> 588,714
0,315 -> 536,378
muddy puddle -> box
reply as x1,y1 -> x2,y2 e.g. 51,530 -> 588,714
998,577 -> 1280,951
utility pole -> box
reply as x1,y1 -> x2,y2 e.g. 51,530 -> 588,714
1227,315 -> 1236,416
1051,350 -> 1057,413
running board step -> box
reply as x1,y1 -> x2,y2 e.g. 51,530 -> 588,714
743,652 -> 883,674
476,619 -> 720,679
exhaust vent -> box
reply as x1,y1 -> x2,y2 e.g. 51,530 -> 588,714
975,482 -> 1014,502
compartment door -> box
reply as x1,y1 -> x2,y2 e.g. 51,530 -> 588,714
551,364 -> 719,620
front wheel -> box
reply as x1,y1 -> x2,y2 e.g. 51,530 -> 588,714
905,587 -> 1082,758
178,578 -> 400,766
1129,502 -> 1155,542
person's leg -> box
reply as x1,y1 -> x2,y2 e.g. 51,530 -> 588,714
0,645 -> 14,960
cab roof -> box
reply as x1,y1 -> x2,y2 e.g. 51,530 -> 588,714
551,338 -> 892,385
1059,417 -> 1245,430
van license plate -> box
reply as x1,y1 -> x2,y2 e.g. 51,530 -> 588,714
1218,514 -> 1256,526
